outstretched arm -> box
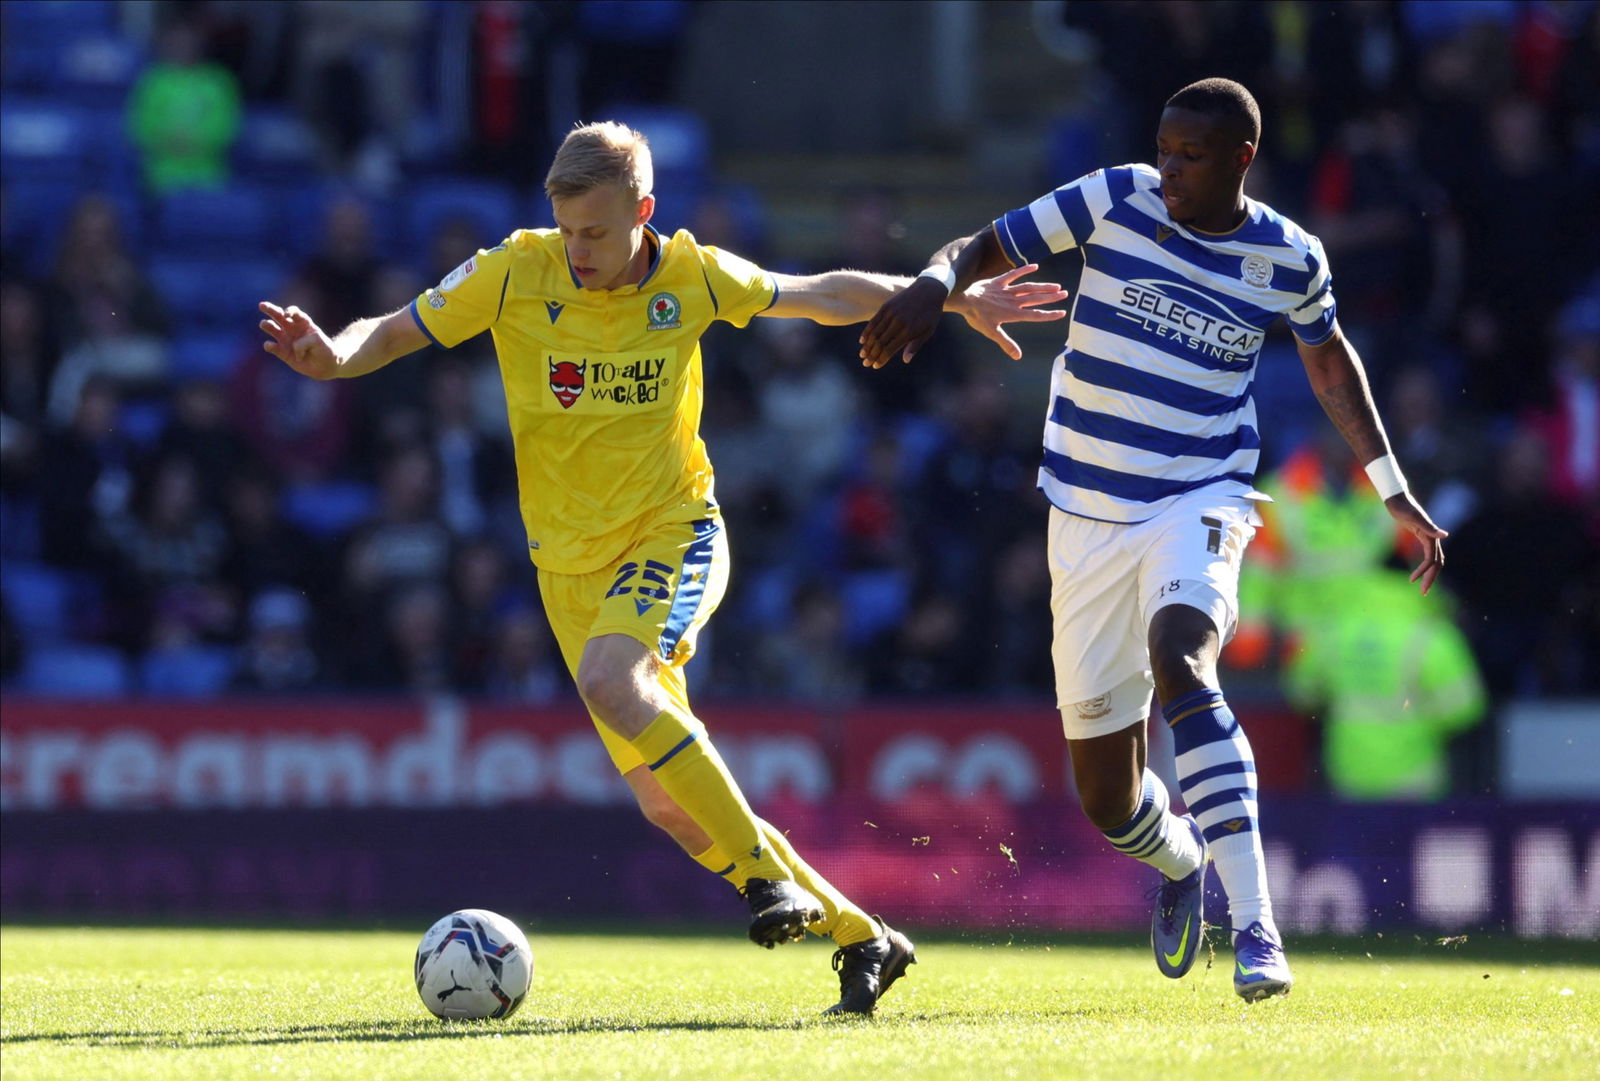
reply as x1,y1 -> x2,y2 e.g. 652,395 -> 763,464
1298,324 -> 1446,595
858,227 -> 1018,367
762,255 -> 1065,359
258,301 -> 430,381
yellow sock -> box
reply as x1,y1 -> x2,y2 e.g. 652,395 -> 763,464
630,710 -> 788,882
757,819 -> 879,946
691,843 -> 740,883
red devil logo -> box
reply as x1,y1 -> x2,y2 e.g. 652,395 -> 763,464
549,359 -> 586,409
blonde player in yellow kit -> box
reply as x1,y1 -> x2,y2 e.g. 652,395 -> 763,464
259,122 -> 1065,1014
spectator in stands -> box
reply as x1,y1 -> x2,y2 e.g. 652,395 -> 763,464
1530,286 -> 1600,521
754,318 -> 859,512
450,538 -> 517,690
816,188 -> 933,420
126,14 -> 243,194
350,581 -> 456,695
0,595 -> 21,686
1449,425 -> 1596,696
837,430 -> 912,574
0,280 -> 57,437
230,276 -> 354,483
155,379 -> 250,515
232,585 -> 320,693
982,534 -> 1055,697
298,195 -> 381,337
1457,96 -> 1590,410
699,361 -> 786,567
753,580 -> 863,706
287,1 -> 424,191
427,356 -> 515,540
1384,363 -> 1491,533
36,375 -> 134,571
481,601 -> 563,704
1235,426 -> 1404,658
219,460 -> 324,598
340,445 -> 453,632
1285,570 -> 1487,801
912,363 -> 1042,613
44,196 -> 170,422
103,453 -> 233,650
1306,108 -> 1457,338
866,591 -> 980,697
575,0 -> 694,114
348,263 -> 433,462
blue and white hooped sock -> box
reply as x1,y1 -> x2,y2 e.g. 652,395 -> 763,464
1166,687 -> 1275,935
1099,768 -> 1203,881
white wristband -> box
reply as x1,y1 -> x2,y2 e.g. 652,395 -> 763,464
917,264 -> 957,295
1364,454 -> 1409,500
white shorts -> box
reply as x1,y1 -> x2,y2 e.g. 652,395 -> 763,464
1047,491 -> 1261,740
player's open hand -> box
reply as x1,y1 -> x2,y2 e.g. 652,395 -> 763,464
259,301 -> 338,380
1386,494 -> 1447,596
949,264 -> 1068,361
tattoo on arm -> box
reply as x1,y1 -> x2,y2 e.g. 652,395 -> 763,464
1313,379 -> 1389,463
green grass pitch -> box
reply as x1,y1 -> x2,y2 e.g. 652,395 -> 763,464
2,925 -> 1596,1081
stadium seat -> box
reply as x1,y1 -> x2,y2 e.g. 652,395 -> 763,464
16,642 -> 131,698
840,568 -> 911,647
605,105 -> 709,192
139,644 -> 237,699
1046,110 -> 1105,187
147,255 -> 287,332
0,3 -> 117,91
2,0 -> 116,37
232,106 -> 320,181
0,494 -> 42,560
50,34 -> 145,108
1,560 -> 78,643
169,331 -> 252,383
155,186 -> 279,254
0,98 -> 96,181
281,480 -> 379,539
406,179 -> 520,254
116,397 -> 171,447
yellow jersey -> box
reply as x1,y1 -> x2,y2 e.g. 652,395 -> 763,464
410,224 -> 776,574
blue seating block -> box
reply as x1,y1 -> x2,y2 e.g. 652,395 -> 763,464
139,644 -> 236,698
147,255 -> 286,331
1,560 -> 77,643
17,643 -> 131,698
406,179 -> 518,253
156,186 -> 279,253
170,331 -> 251,383
281,480 -> 379,539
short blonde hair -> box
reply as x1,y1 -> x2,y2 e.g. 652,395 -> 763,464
544,122 -> 654,202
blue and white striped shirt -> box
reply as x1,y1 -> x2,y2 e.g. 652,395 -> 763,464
994,163 -> 1338,523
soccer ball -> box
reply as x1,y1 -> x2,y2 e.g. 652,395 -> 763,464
414,909 -> 534,1020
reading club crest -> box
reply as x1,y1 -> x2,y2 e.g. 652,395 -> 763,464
1241,254 -> 1274,288
647,292 -> 681,331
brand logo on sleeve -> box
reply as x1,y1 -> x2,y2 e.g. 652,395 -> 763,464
646,292 -> 681,330
439,257 -> 477,293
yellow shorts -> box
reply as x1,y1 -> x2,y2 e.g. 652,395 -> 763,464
538,509 -> 730,774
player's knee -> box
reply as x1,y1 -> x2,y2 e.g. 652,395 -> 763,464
1078,776 -> 1140,830
575,651 -> 647,723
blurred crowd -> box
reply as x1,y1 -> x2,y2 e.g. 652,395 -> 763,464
1,2 -> 1597,801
